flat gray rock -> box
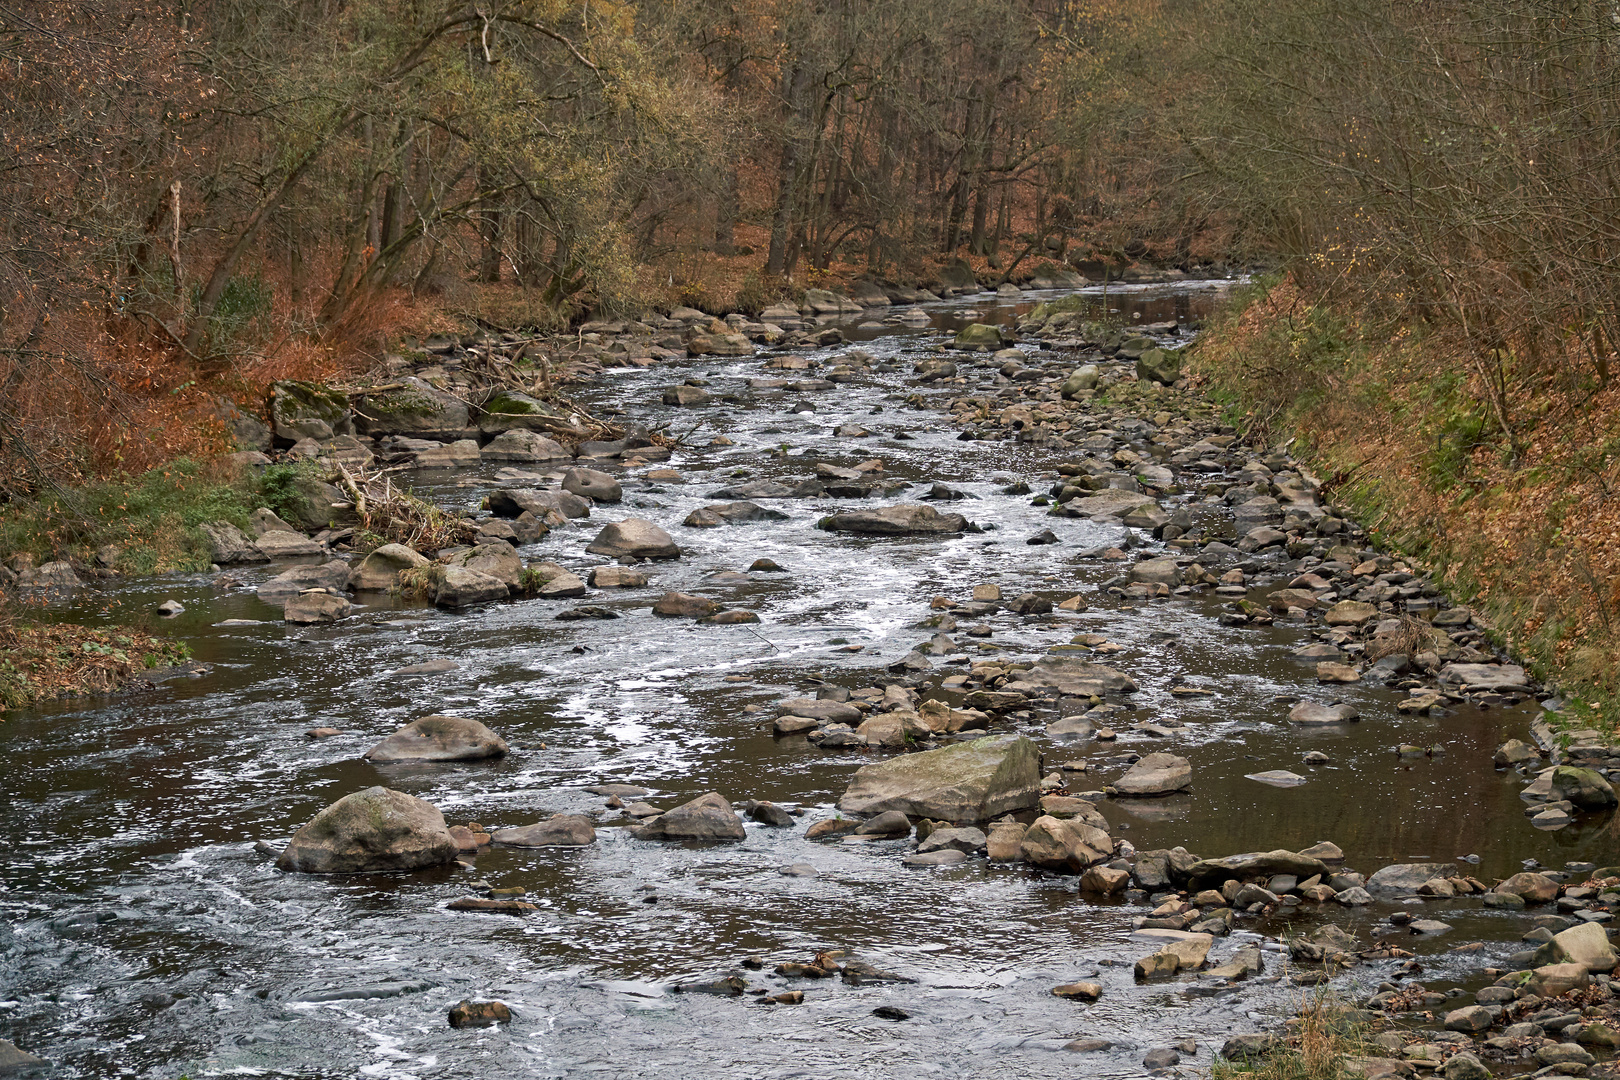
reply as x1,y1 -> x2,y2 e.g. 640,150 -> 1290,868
817,504 -> 967,535
1112,753 -> 1192,797
1439,663 -> 1529,690
1366,862 -> 1455,895
1288,701 -> 1360,725
491,815 -> 595,847
838,734 -> 1040,823
1246,770 -> 1308,788
1005,656 -> 1139,697
363,715 -> 508,763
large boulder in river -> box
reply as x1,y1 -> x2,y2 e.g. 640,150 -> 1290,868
838,734 -> 1040,823
1111,752 -> 1192,797
0,1040 -> 46,1072
352,378 -> 471,440
363,715 -> 508,763
488,488 -> 591,519
200,521 -> 269,564
1551,766 -> 1618,810
481,429 -> 572,462
349,543 -> 430,591
1185,850 -> 1331,890
445,543 -> 522,589
953,323 -> 1004,350
257,560 -> 352,606
630,792 -> 746,841
425,565 -> 509,608
585,518 -> 681,560
275,786 -> 459,874
1004,656 -> 1138,697
1366,862 -> 1455,895
284,591 -> 351,624
1020,814 -> 1114,872
817,504 -> 967,535
492,815 -> 596,847
562,467 -> 622,504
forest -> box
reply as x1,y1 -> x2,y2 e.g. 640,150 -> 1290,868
4,0 -> 1620,502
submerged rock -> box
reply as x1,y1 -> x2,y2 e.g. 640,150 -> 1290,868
275,786 -> 459,874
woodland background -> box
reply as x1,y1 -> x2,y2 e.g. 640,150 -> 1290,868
9,0 -> 1620,701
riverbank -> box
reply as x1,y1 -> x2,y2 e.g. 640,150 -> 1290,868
1189,276 -> 1620,735
0,618 -> 191,713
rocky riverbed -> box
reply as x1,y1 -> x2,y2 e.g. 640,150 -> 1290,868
3,279 -> 1619,1080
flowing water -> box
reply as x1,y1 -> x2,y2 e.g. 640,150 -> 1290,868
0,280 -> 1595,1078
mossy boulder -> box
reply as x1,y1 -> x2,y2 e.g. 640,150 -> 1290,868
354,378 -> 470,440
275,786 -> 459,874
279,475 -> 356,532
953,323 -> 1005,350
268,381 -> 353,446
1552,766 -> 1619,810
476,391 -> 563,435
1136,347 -> 1182,385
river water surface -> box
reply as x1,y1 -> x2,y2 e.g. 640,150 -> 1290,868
0,281 -> 1596,1079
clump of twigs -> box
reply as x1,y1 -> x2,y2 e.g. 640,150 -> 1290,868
333,462 -> 477,552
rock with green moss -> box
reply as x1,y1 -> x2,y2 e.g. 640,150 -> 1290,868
1060,365 -> 1100,399
1552,766 -> 1619,810
953,323 -> 1004,350
1135,348 -> 1182,385
278,475 -> 356,532
268,381 -> 354,445
275,786 -> 459,874
476,391 -> 561,435
354,378 -> 471,440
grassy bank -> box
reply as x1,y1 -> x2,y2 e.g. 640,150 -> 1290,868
0,457 -> 314,714
0,457 -> 318,577
1190,276 -> 1620,730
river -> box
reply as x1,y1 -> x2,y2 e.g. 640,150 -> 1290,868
0,279 -> 1597,1078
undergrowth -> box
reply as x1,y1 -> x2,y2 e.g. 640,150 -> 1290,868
0,616 -> 192,714
1192,271 -> 1620,731
1212,992 -> 1369,1080
0,458 -> 322,575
